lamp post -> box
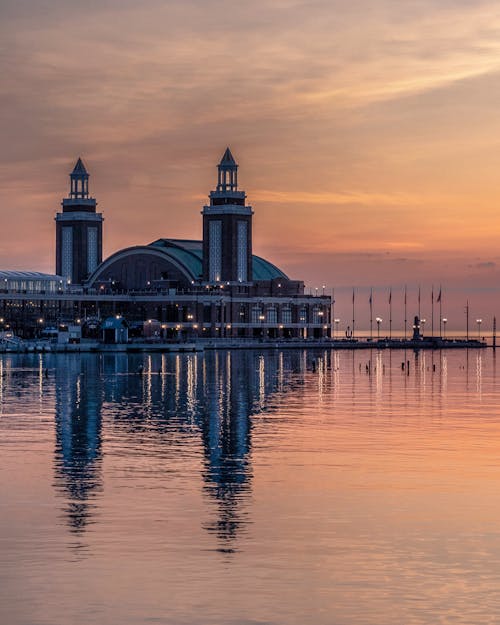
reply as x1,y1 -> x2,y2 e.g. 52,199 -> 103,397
477,318 -> 482,340
334,318 -> 340,340
376,317 -> 382,340
442,318 -> 447,339
421,318 -> 426,337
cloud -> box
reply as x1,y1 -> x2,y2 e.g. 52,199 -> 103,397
468,261 -> 497,269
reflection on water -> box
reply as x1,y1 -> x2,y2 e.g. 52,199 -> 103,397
47,350 -> 316,550
1,348 -> 500,625
54,356 -> 103,535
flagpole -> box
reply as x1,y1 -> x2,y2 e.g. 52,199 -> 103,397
431,285 -> 434,337
352,288 -> 355,339
389,287 -> 392,339
466,299 -> 469,341
439,285 -> 442,337
369,288 -> 373,340
418,285 -> 421,320
331,288 -> 335,340
404,284 -> 407,341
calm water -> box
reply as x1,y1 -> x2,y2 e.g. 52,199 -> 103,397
1,349 -> 500,625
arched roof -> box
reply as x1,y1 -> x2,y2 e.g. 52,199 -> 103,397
87,239 -> 289,287
149,239 -> 288,281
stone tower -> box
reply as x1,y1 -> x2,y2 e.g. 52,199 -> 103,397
55,158 -> 103,285
202,148 -> 253,283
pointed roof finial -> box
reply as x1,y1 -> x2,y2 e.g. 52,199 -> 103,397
72,157 -> 88,175
219,147 -> 236,167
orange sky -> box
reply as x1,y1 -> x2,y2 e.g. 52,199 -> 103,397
1,0 -> 500,328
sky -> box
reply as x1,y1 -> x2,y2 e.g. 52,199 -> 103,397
1,0 -> 500,329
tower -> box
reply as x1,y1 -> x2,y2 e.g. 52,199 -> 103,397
55,158 -> 103,285
202,148 -> 253,283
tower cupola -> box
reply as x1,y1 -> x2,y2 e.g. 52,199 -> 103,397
217,147 -> 238,192
69,157 -> 90,199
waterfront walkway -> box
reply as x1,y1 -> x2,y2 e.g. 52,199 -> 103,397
0,336 -> 489,353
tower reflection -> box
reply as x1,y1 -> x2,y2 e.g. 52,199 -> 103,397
54,355 -> 104,534
50,349 -> 313,550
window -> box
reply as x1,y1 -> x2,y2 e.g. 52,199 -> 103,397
208,220 -> 222,281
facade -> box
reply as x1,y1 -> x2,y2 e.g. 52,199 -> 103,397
0,150 -> 331,339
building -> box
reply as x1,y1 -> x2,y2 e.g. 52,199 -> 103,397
0,150 -> 331,339
55,158 -> 103,285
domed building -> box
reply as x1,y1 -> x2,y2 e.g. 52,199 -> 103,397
1,150 -> 331,339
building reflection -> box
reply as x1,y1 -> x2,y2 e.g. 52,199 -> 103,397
50,349 -> 314,550
54,355 -> 104,535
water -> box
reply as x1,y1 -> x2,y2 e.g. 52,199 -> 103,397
1,349 -> 499,625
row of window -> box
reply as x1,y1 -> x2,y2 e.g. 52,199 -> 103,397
250,306 -> 326,324
1,280 -> 63,294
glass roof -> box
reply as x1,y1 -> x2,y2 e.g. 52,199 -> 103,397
0,271 -> 64,281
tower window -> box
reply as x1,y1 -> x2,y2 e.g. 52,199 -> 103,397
62,227 -> 73,281
208,220 -> 222,281
237,220 -> 248,282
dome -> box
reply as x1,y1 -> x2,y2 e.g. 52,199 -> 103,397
87,239 -> 288,290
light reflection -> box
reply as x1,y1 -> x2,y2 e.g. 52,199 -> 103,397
477,352 -> 483,397
0,346 -> 493,558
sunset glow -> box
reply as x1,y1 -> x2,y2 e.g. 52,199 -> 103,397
2,0 -> 500,326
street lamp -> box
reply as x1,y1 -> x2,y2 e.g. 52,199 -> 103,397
442,318 -> 447,339
421,318 -> 426,337
376,316 -> 382,340
334,318 -> 340,340
477,318 -> 482,339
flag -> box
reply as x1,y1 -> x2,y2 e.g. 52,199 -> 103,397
437,288 -> 441,302
389,288 -> 392,304
369,288 -> 372,305
352,289 -> 355,304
